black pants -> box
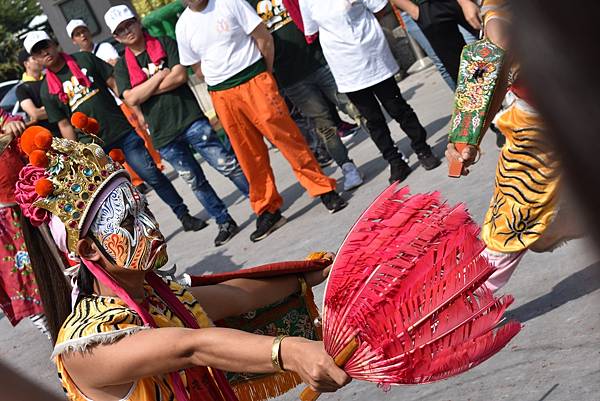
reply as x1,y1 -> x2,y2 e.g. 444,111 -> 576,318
416,0 -> 480,84
345,76 -> 430,163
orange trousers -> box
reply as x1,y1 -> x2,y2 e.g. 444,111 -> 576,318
119,103 -> 163,186
210,72 -> 336,215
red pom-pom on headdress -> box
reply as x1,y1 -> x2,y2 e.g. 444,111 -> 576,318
86,118 -> 100,134
30,150 -> 49,168
109,149 -> 126,164
34,130 -> 53,150
20,126 -> 49,155
34,178 -> 54,197
71,112 -> 88,129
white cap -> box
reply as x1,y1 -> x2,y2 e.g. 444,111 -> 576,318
66,19 -> 88,38
104,5 -> 136,34
23,30 -> 51,54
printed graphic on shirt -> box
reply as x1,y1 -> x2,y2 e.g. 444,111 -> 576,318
142,61 -> 165,78
255,0 -> 291,31
63,68 -> 99,111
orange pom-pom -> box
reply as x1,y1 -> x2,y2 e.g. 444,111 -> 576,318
71,112 -> 88,129
20,126 -> 46,155
35,179 -> 54,197
85,118 -> 100,134
109,149 -> 126,164
30,149 -> 49,168
33,130 -> 53,150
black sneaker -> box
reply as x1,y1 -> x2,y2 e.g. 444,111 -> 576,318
417,151 -> 441,170
315,146 -> 334,168
389,160 -> 412,184
250,210 -> 287,242
320,191 -> 348,214
180,214 -> 209,232
214,220 -> 240,246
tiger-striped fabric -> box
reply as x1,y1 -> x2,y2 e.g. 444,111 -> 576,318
54,279 -> 214,401
481,102 -> 560,253
481,0 -> 510,25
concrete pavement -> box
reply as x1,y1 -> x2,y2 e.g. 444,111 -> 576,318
1,66 -> 598,401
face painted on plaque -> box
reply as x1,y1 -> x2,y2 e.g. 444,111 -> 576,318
89,182 -> 168,270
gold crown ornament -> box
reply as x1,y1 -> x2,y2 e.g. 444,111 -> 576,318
19,120 -> 128,253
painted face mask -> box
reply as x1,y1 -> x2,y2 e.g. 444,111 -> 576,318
89,182 -> 167,270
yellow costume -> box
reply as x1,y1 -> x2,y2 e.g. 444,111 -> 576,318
479,0 -> 560,253
54,280 -> 216,401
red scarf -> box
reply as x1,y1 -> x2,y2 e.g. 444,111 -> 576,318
46,53 -> 92,104
125,32 -> 167,88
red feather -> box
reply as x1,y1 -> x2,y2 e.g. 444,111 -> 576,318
320,185 -> 520,386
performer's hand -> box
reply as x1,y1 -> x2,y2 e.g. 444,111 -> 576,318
445,143 -> 478,176
2,121 -> 26,138
281,337 -> 351,392
458,0 -> 482,30
305,252 -> 334,287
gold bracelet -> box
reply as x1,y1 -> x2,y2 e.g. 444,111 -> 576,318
297,275 -> 307,296
271,335 -> 288,372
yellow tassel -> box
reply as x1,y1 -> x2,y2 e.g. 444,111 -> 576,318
231,371 -> 303,401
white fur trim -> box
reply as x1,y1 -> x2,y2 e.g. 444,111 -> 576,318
51,326 -> 151,359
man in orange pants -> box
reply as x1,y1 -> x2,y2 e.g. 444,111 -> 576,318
176,0 -> 347,242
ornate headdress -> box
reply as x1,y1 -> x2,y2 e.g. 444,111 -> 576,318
15,115 -> 128,253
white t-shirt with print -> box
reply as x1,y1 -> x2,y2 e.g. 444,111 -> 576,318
299,0 -> 399,93
176,0 -> 263,86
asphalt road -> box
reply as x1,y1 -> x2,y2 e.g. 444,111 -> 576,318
1,67 -> 598,401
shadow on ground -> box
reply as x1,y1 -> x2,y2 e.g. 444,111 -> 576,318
507,260 -> 600,323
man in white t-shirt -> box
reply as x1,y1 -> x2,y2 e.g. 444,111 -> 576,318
66,19 -> 120,66
176,0 -> 348,243
299,0 -> 441,183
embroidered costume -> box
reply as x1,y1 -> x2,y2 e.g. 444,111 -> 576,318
0,111 -> 45,328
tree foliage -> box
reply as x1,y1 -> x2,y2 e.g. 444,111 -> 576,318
0,0 -> 43,82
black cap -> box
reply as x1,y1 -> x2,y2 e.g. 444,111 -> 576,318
18,49 -> 31,67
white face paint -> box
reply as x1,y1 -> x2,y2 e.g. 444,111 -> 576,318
89,182 -> 167,270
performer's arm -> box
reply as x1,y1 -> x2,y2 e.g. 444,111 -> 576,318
57,119 -> 77,141
62,326 -> 350,395
190,265 -> 331,321
251,23 -> 275,73
121,68 -> 169,107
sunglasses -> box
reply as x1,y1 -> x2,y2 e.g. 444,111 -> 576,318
30,40 -> 53,56
114,19 -> 138,37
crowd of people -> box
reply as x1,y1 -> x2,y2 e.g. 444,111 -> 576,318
0,0 -> 587,401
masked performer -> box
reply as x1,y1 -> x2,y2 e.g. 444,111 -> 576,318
14,124 -> 349,401
0,111 -> 49,337
446,0 -> 582,292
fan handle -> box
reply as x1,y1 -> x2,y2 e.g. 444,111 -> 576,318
299,337 -> 359,401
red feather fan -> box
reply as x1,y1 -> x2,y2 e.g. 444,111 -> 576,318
301,185 -> 520,399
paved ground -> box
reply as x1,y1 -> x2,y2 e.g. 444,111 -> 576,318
1,67 -> 599,401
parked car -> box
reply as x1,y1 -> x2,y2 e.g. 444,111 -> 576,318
0,80 -> 19,103
0,82 -> 27,120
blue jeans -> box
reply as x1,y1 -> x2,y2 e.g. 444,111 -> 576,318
181,118 -> 248,196
159,119 -> 238,225
106,130 -> 188,219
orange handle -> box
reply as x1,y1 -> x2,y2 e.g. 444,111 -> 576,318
299,338 -> 359,401
448,143 -> 468,178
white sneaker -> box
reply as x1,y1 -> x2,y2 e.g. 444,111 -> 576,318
342,162 -> 364,191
